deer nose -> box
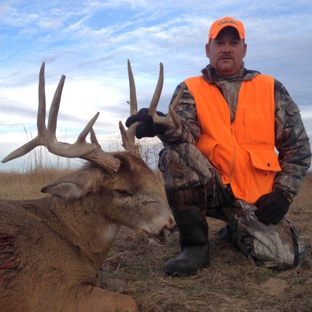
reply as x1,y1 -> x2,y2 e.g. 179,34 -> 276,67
168,223 -> 177,234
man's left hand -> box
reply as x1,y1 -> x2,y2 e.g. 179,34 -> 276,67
254,191 -> 290,225
125,108 -> 166,139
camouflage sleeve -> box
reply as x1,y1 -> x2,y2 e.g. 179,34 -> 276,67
158,82 -> 201,146
273,79 -> 312,198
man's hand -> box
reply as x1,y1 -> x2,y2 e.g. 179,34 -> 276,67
254,191 -> 290,225
125,108 -> 166,139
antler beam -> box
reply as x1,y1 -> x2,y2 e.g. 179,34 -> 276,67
2,63 -> 120,173
119,60 -> 185,156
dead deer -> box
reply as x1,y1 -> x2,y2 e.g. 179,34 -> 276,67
0,61 -> 183,312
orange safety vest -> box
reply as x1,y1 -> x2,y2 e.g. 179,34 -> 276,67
185,75 -> 281,204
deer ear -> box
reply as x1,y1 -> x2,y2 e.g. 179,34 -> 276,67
41,171 -> 95,199
41,182 -> 90,199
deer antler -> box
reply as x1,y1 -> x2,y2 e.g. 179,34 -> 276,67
118,60 -> 141,156
119,60 -> 185,156
2,63 -> 121,173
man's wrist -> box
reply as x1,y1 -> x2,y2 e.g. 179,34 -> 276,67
275,189 -> 293,205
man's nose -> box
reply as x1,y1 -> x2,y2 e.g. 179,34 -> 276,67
221,43 -> 232,53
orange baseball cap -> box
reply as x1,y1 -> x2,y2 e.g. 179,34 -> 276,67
208,17 -> 245,40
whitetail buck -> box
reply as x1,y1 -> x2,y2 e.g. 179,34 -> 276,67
0,61 -> 183,312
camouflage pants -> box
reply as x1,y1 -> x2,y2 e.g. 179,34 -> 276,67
158,143 -> 306,270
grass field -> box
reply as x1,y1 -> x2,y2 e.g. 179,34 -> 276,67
0,166 -> 311,312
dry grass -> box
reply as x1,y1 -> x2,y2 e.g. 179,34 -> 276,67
0,167 -> 74,200
0,167 -> 311,312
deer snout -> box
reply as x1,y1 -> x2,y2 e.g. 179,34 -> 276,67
161,217 -> 177,237
168,218 -> 177,234
142,215 -> 176,246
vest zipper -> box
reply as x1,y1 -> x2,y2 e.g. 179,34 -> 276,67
229,127 -> 236,184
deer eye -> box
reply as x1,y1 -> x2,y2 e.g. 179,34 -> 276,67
115,189 -> 131,196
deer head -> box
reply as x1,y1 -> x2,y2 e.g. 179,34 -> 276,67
1,62 -> 177,246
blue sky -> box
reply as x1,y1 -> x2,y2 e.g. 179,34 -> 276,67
0,0 -> 311,170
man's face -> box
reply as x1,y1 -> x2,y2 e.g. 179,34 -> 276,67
205,27 -> 247,76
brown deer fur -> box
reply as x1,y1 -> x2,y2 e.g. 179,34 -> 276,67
0,153 -> 175,312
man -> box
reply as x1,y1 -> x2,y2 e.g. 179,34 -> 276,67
126,17 -> 311,276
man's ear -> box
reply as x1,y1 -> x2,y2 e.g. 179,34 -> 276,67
205,43 -> 210,58
243,42 -> 247,58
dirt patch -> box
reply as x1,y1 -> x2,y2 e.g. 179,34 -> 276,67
259,277 -> 289,296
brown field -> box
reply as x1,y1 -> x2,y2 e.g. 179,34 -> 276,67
0,167 -> 311,312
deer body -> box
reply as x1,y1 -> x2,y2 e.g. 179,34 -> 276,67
0,62 -> 179,312
1,153 -> 174,312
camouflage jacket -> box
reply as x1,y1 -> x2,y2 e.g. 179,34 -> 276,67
158,63 -> 311,199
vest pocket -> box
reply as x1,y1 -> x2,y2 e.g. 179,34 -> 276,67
247,150 -> 281,172
246,149 -> 281,203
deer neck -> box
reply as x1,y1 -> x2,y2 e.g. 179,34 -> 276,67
42,196 -> 121,268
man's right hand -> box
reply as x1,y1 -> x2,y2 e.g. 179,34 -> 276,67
125,108 -> 166,139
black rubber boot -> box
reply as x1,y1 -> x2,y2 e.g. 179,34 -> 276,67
218,225 -> 235,242
165,206 -> 210,277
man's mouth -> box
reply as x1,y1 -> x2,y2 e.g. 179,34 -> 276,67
220,56 -> 233,61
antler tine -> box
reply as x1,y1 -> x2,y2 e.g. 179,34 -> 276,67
46,74 -> 66,146
127,59 -> 137,115
2,62 -> 48,163
119,121 -> 139,156
166,82 -> 185,129
78,113 -> 100,145
38,62 -> 47,134
119,60 -> 140,156
148,62 -> 164,116
89,127 -> 100,146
